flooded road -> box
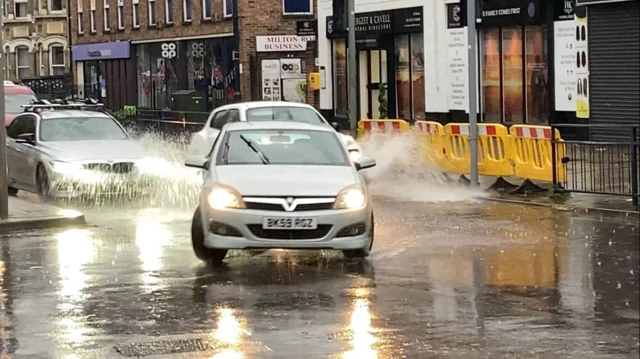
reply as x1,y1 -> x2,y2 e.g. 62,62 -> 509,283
0,197 -> 638,358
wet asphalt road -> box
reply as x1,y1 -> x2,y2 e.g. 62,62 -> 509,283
0,196 -> 638,358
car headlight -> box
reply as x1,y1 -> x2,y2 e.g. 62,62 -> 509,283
207,184 -> 245,210
50,161 -> 84,174
333,184 -> 366,209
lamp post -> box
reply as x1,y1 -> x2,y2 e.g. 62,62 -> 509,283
0,11 -> 8,219
467,0 -> 478,187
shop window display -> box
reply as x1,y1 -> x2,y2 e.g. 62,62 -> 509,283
480,26 -> 548,124
332,39 -> 348,117
136,38 -> 235,111
395,34 -> 425,121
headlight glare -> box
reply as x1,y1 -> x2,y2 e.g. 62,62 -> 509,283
334,184 -> 366,209
50,161 -> 84,174
207,185 -> 245,210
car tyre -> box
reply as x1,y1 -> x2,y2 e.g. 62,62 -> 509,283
36,164 -> 51,200
7,187 -> 18,196
191,207 -> 228,263
343,212 -> 375,259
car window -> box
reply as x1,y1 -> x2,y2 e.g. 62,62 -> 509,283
227,109 -> 240,123
39,117 -> 128,141
245,107 -> 327,125
6,115 -> 36,139
217,129 -> 349,166
210,110 -> 228,129
5,94 -> 36,114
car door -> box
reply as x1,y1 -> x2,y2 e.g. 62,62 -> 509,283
6,115 -> 38,188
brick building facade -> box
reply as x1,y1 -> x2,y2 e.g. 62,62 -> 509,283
3,0 -> 69,81
69,0 -> 319,111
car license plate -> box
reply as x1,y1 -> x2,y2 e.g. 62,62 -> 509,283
263,217 -> 317,230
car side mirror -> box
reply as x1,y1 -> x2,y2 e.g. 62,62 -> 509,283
16,133 -> 36,145
354,156 -> 376,171
185,155 -> 209,169
330,122 -> 340,131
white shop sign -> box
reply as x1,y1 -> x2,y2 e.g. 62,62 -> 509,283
256,36 -> 316,52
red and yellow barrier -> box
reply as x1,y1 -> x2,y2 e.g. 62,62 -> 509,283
509,125 -> 566,183
414,121 -> 446,169
357,119 -> 410,139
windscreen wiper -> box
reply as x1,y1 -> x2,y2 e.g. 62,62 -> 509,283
239,135 -> 270,164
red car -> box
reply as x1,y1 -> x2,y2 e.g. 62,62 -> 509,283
4,81 -> 37,127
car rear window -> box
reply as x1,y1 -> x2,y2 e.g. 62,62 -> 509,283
245,107 -> 326,125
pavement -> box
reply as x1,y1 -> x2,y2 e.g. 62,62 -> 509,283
0,196 -> 86,232
0,195 -> 637,358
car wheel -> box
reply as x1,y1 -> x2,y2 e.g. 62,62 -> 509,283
343,212 -> 375,259
7,187 -> 18,196
36,164 -> 51,200
191,207 -> 228,263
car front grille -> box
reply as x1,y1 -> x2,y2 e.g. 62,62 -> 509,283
247,224 -> 333,240
84,162 -> 135,174
244,202 -> 334,211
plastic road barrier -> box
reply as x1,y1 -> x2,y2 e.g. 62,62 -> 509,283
509,125 -> 567,183
414,121 -> 446,169
357,119 -> 410,139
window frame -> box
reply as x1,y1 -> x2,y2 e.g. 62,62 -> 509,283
183,0 -> 191,23
14,0 -> 28,19
223,0 -> 231,18
331,39 -> 348,118
148,0 -> 156,25
282,0 -> 312,16
104,0 -> 110,31
132,0 -> 140,28
49,0 -> 64,12
117,0 -> 125,30
77,0 -> 84,34
90,0 -> 97,33
49,45 -> 66,76
165,0 -> 173,24
202,0 -> 211,20
15,46 -> 31,79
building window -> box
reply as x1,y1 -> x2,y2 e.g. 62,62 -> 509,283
480,26 -> 548,124
77,0 -> 84,34
394,33 -> 425,120
202,0 -> 211,19
223,0 -> 231,17
332,39 -> 348,118
90,0 -> 96,33
14,0 -> 28,18
148,0 -> 156,25
104,0 -> 110,31
282,0 -> 311,15
165,0 -> 173,24
3,0 -> 8,17
50,0 -> 63,11
16,46 -> 31,79
133,0 -> 140,28
117,0 -> 124,29
183,0 -> 191,22
50,45 -> 66,76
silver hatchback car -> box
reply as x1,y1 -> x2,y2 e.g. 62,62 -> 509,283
185,121 -> 377,263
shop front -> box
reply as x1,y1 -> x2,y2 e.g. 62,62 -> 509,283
326,7 -> 424,122
134,37 -> 236,112
72,41 -> 133,109
254,34 -> 317,105
478,0 -> 550,125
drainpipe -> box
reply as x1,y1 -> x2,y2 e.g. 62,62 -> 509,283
67,0 -> 75,99
38,43 -> 43,76
232,0 -> 241,102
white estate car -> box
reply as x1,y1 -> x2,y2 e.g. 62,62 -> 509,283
188,101 -> 363,162
185,121 -> 377,263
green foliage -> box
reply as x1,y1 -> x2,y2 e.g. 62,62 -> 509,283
378,83 -> 388,119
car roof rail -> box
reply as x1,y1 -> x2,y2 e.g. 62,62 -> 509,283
21,98 -> 105,113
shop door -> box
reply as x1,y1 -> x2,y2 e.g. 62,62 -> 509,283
357,49 -> 388,119
83,61 -> 103,101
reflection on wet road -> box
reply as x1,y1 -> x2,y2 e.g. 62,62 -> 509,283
0,198 -> 638,358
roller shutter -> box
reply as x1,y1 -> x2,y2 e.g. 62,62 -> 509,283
588,1 -> 640,142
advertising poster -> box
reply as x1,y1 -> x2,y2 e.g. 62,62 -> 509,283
446,3 -> 468,112
554,2 -> 577,111
575,7 -> 589,118
261,59 -> 281,101
280,58 -> 303,79
282,79 -> 307,103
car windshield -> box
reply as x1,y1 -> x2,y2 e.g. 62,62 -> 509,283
245,106 -> 327,125
218,129 -> 349,166
39,117 -> 128,142
5,94 -> 36,113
